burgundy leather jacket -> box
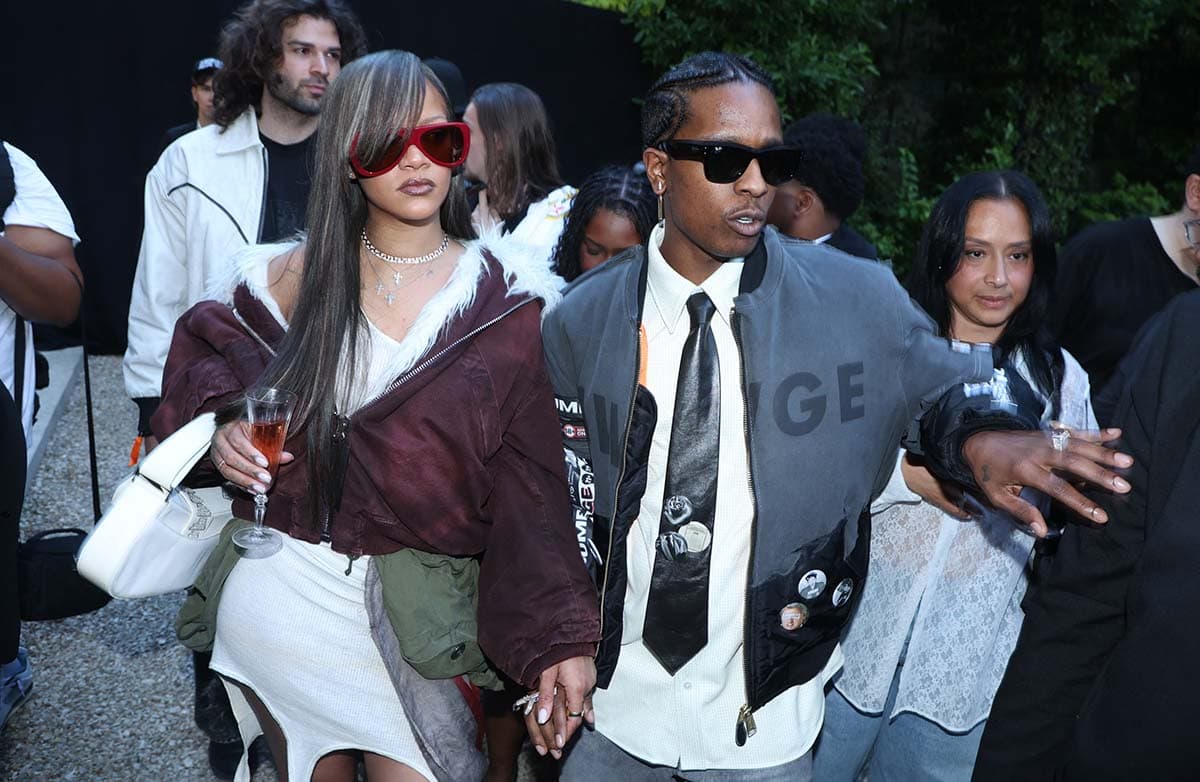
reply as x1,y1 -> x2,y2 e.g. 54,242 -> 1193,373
152,248 -> 599,686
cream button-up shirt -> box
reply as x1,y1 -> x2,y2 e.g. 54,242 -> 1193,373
592,223 -> 841,770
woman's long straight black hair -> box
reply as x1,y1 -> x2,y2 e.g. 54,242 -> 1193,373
906,170 -> 1063,403
254,50 -> 476,523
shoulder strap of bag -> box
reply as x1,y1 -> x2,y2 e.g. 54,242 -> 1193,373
12,314 -> 25,414
6,139 -> 20,411
137,412 -> 218,491
0,140 -> 14,230
69,273 -> 101,523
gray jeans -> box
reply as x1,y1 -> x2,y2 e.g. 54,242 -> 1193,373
561,727 -> 814,782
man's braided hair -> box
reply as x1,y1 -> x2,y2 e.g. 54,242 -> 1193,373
640,52 -> 776,149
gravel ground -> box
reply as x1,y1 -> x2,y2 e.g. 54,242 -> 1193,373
0,354 -> 541,781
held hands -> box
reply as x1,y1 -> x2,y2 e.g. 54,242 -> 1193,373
900,454 -> 970,520
522,655 -> 596,760
209,420 -> 294,494
962,427 -> 1132,537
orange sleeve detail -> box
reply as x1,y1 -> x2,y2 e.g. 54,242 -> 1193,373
638,324 -> 649,388
128,435 -> 143,467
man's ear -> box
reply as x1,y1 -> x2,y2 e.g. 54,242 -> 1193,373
794,186 -> 818,218
643,147 -> 668,195
1185,173 -> 1200,215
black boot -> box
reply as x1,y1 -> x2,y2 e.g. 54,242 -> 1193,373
193,651 -> 243,779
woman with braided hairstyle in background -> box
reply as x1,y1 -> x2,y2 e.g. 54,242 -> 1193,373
553,163 -> 657,283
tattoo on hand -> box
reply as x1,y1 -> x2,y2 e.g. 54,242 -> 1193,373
981,465 -> 991,483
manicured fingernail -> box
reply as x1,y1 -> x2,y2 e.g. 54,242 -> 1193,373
555,733 -> 564,748
537,708 -> 549,725
258,472 -> 271,483
1033,523 -> 1047,538
255,456 -> 268,467
1092,507 -> 1108,522
534,744 -> 547,756
252,483 -> 267,494
1116,454 -> 1133,467
1113,477 -> 1130,491
551,750 -> 562,759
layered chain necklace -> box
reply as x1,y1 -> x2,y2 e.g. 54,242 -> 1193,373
361,229 -> 450,306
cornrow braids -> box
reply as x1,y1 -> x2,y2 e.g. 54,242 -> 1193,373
552,164 -> 657,282
641,51 -> 776,149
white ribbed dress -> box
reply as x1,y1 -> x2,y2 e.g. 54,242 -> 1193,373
211,320 -> 435,782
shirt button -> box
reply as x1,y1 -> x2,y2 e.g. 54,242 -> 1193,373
683,681 -> 693,690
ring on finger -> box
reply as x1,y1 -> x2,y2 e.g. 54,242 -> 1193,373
567,710 -> 584,719
1049,426 -> 1071,452
215,455 -> 227,470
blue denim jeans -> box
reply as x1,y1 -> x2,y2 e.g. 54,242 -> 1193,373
812,677 -> 985,782
561,727 -> 813,782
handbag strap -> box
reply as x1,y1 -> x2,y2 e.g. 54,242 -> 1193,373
77,278 -> 101,522
137,412 -> 218,491
12,314 -> 24,414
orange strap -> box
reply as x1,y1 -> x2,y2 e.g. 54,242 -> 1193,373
128,435 -> 143,467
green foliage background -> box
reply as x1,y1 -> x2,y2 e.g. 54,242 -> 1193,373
574,0 -> 1198,277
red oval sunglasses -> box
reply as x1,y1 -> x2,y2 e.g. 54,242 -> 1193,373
349,121 -> 470,178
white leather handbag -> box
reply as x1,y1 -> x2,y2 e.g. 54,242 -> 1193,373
76,412 -> 236,599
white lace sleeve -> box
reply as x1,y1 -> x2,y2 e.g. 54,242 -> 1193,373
1059,349 -> 1097,430
871,449 -> 922,513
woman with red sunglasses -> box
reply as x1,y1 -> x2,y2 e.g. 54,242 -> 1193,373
151,50 -> 599,782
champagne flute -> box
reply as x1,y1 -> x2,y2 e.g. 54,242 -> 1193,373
232,387 -> 297,558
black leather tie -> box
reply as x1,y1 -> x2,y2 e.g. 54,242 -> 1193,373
643,291 -> 720,674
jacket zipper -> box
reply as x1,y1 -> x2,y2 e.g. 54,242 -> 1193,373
321,412 -> 352,542
320,299 -> 535,542
255,146 -> 268,242
732,308 -> 759,746
598,321 -> 642,650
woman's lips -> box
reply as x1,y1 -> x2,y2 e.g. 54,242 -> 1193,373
400,179 -> 435,196
975,295 -> 1011,309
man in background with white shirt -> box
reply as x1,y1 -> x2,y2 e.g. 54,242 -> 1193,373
0,139 -> 82,731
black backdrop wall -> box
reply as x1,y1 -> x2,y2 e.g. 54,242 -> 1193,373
1,0 -> 652,354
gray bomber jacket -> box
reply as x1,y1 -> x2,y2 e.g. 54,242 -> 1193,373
540,227 -> 992,741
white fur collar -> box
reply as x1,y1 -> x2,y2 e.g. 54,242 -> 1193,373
209,230 -> 563,381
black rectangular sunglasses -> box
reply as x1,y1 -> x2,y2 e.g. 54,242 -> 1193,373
657,139 -> 801,186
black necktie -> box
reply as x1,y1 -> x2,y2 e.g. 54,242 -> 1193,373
643,291 -> 720,674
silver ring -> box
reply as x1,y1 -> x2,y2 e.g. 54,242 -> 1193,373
215,456 -> 226,470
1050,428 -> 1070,452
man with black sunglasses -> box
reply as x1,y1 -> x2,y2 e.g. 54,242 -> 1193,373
122,2 -> 367,777
538,51 -> 1131,781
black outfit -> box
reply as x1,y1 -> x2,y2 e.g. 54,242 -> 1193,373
1051,217 -> 1196,423
257,133 -> 315,243
0,142 -> 22,664
826,222 -> 877,260
0,381 -> 24,663
974,290 -> 1200,781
